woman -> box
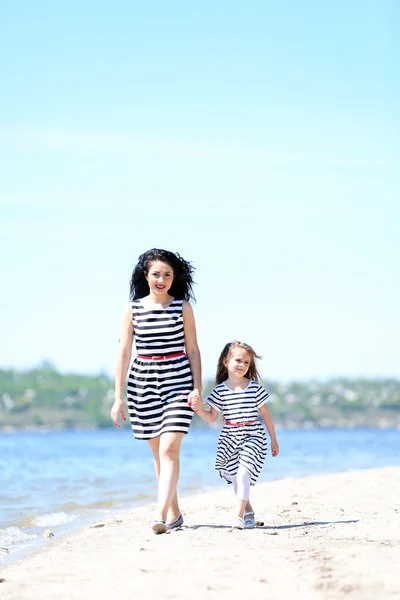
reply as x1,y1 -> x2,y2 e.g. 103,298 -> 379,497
111,248 -> 202,534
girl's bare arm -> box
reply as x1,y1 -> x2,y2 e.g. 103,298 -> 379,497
259,404 -> 279,456
193,403 -> 219,424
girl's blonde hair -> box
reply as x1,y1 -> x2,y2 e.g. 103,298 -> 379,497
215,340 -> 262,385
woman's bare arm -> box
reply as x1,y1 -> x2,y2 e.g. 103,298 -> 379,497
111,304 -> 134,426
182,301 -> 202,395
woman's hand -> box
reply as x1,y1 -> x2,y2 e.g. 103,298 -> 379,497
111,399 -> 126,427
188,389 -> 202,412
271,439 -> 279,457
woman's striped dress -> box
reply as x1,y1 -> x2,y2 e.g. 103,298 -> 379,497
206,380 -> 269,485
126,298 -> 194,440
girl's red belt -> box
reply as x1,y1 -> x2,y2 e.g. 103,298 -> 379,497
225,419 -> 258,427
137,352 -> 185,361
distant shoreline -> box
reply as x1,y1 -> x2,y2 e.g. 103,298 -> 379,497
1,419 -> 400,433
1,366 -> 399,430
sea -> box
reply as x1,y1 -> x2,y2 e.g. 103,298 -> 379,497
1,427 -> 399,566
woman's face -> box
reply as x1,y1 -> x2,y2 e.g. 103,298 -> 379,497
146,260 -> 174,295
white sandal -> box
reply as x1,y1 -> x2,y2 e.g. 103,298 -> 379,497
231,517 -> 245,530
244,511 -> 256,529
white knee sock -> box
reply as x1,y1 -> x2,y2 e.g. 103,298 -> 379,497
231,477 -> 238,496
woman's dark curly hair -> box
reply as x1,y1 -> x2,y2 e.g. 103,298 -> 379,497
215,341 -> 262,385
129,248 -> 196,302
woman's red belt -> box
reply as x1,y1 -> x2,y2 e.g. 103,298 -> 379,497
137,352 -> 185,361
225,419 -> 258,427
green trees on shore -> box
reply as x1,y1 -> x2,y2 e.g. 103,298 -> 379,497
0,366 -> 399,429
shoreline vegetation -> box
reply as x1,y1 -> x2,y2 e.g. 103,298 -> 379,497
0,362 -> 400,430
1,364 -> 399,430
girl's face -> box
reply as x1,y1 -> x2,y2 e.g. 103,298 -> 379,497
225,348 -> 251,379
146,260 -> 174,295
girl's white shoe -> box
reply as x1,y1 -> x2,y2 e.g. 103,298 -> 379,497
232,517 -> 245,529
244,511 -> 256,529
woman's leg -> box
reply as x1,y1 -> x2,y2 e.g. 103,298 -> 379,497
147,437 -> 181,523
151,432 -> 184,522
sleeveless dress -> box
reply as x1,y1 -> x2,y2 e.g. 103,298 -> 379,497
206,380 -> 269,485
126,298 -> 195,440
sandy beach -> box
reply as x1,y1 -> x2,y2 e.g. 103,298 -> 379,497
1,467 -> 399,600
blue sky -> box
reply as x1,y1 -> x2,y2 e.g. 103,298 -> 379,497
1,0 -> 399,380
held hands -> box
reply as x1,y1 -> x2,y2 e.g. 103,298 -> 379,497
271,439 -> 279,457
111,399 -> 126,427
188,389 -> 202,413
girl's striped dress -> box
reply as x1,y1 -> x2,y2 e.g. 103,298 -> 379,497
206,380 -> 269,485
126,298 -> 194,440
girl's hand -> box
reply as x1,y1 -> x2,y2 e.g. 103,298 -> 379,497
111,399 -> 126,427
188,389 -> 202,412
271,439 -> 279,457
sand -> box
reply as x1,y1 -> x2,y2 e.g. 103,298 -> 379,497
1,467 -> 399,600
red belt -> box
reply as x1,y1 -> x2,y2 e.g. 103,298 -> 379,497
225,419 -> 258,427
137,352 -> 185,361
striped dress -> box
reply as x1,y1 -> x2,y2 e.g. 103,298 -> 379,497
126,298 -> 194,440
206,380 -> 269,485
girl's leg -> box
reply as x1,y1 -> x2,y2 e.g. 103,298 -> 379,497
235,464 -> 252,518
147,437 -> 181,523
155,432 -> 185,522
245,500 -> 254,514
231,476 -> 253,511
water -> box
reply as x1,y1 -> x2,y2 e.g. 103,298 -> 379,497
1,427 -> 399,564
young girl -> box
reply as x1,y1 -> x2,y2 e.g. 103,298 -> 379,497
190,341 -> 279,529
111,248 -> 202,534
